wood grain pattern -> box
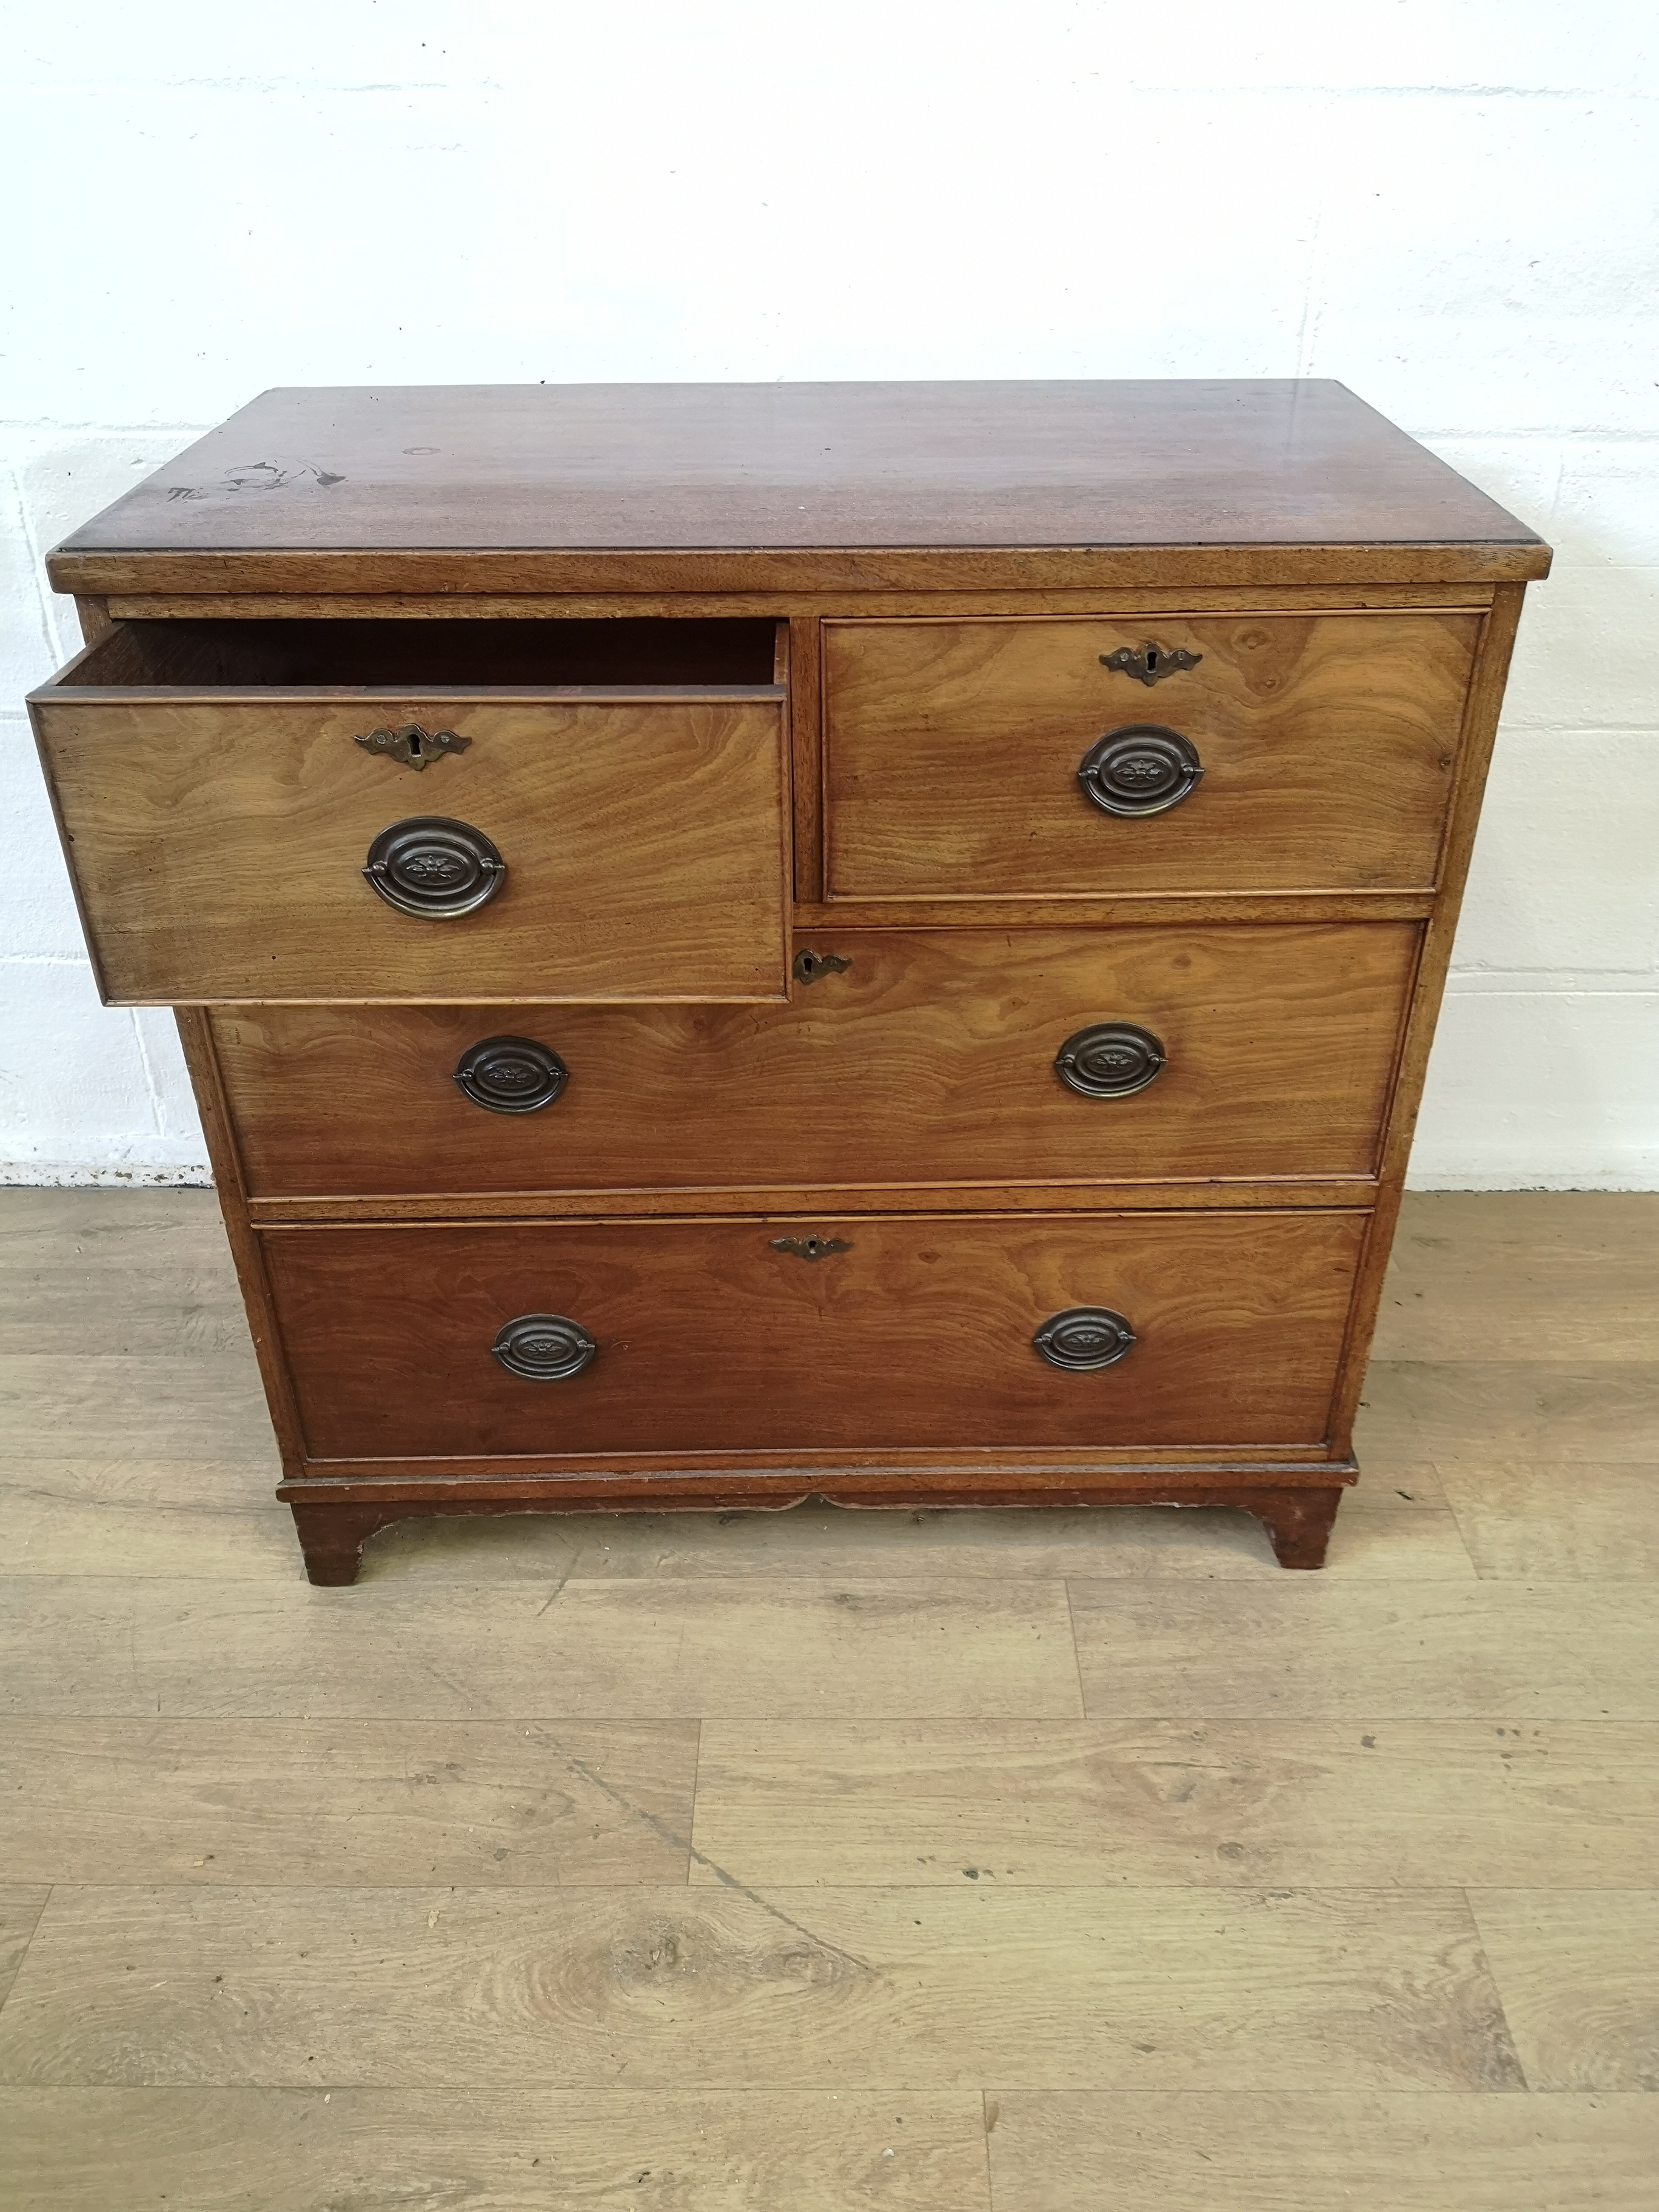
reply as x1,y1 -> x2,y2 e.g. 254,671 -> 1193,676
791,893 -> 1437,925
0,1184 -> 229,1250
0,1891 -> 50,2008
0,1719 -> 699,1885
57,541 -> 1553,597
689,1720 -> 1659,1888
0,1187 -> 242,1356
788,615 -> 824,902
49,380 -> 1547,581
30,679 -> 788,1004
1373,1193 -> 1659,1361
0,1300 -> 247,1361
1438,1463 -> 1659,1580
104,581 -> 1505,622
5,1187 -> 1652,2210
0,1576 -> 1084,1719
25,380 -> 1546,1569
0,2088 -> 994,2212
246,1180 -> 1398,1225
72,596 -> 112,644
1346,1456 -> 1448,1510
0,1480 -> 294,1579
213,925 -> 1418,1199
0,1480 -> 1450,1584
0,1354 -> 273,1463
172,1005 -> 309,1474
0,1447 -> 276,1509
1470,1893 -> 1659,2092
823,614 -> 1477,897
0,1182 -> 297,1498
985,2092 -> 1659,2212
260,1212 -> 1366,1460
366,1493 -> 1469,1584
278,1483 -> 1353,1586
1325,586 -> 1526,1449
0,1883 -> 1523,2090
1069,1581 -> 1659,1719
1360,1361 -> 1659,1463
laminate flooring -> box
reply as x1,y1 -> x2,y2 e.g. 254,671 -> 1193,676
1,1187 -> 1655,2209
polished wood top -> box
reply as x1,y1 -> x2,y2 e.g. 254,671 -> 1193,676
47,381 -> 1550,594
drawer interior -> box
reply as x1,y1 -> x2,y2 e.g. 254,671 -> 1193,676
64,616 -> 783,690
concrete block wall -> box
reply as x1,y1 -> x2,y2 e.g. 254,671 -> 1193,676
2,2 -> 1655,1186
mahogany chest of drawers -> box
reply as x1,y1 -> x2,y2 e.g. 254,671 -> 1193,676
27,380 -> 1550,1582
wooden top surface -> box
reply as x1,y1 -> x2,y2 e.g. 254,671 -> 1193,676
47,381 -> 1550,594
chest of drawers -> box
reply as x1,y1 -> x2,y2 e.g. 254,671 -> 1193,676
27,380 -> 1549,1582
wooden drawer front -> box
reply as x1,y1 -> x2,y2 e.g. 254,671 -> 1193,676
30,685 -> 788,1004
216,922 -> 1417,1199
264,1211 -> 1366,1460
823,614 -> 1480,897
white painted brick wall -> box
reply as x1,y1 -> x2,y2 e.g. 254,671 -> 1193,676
2,2 -> 1654,1187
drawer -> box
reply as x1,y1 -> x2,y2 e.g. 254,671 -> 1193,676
263,1210 -> 1366,1460
823,613 -> 1481,897
215,922 -> 1418,1198
28,617 -> 789,1003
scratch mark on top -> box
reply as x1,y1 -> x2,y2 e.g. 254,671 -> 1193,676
213,460 -> 347,495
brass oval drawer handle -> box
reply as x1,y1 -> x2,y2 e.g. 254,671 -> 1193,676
363,816 -> 506,917
1078,725 -> 1204,817
454,1036 -> 569,1114
1034,1307 -> 1137,1372
1054,1022 -> 1166,1099
491,1313 -> 596,1381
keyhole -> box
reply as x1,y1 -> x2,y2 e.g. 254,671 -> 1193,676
1145,646 -> 1159,672
407,731 -> 423,759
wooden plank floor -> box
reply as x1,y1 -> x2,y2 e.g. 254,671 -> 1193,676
0,1188 -> 1655,2210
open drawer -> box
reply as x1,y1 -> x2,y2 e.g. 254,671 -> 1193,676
28,617 -> 791,1004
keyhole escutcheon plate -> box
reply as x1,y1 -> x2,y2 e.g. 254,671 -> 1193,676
1100,643 -> 1202,688
771,1235 -> 851,1262
355,723 -> 471,771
